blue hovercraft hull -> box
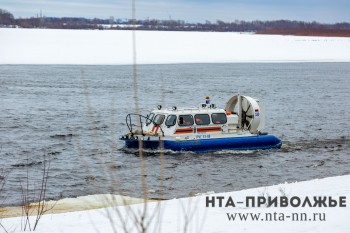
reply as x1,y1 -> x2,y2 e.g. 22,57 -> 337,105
123,134 -> 282,153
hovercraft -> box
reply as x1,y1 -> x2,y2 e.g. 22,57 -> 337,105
120,95 -> 282,152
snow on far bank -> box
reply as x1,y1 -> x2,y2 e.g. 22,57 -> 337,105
1,28 -> 350,65
2,175 -> 350,233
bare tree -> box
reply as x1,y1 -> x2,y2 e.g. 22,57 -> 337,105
0,169 -> 10,233
19,154 -> 55,231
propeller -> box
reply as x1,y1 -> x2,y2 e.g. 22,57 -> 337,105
241,100 -> 253,130
225,95 -> 262,133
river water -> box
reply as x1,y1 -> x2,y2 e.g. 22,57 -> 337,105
1,63 -> 350,206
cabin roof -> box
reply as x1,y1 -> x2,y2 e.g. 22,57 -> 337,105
151,107 -> 226,115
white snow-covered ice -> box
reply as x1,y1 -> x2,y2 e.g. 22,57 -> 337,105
1,175 -> 350,233
1,28 -> 350,64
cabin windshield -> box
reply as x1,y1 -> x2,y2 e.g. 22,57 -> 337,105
194,114 -> 210,125
165,115 -> 177,127
153,114 -> 165,125
178,115 -> 194,126
211,113 -> 227,124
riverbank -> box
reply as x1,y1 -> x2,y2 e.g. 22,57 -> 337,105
2,175 -> 349,232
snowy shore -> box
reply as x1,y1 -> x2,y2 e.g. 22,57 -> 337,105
1,28 -> 350,65
2,175 -> 349,233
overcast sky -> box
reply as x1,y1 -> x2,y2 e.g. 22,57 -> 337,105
2,0 -> 350,23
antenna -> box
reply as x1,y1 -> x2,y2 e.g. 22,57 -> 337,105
131,0 -> 139,116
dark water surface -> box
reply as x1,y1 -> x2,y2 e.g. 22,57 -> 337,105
1,63 -> 350,206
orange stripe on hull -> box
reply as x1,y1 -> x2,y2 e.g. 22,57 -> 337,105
197,127 -> 221,133
174,128 -> 193,134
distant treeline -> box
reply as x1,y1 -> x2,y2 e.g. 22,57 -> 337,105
1,8 -> 350,37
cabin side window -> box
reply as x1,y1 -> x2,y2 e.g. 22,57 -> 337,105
211,113 -> 227,124
153,114 -> 165,125
165,115 -> 177,127
194,114 -> 210,125
178,115 -> 194,126
146,113 -> 155,126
